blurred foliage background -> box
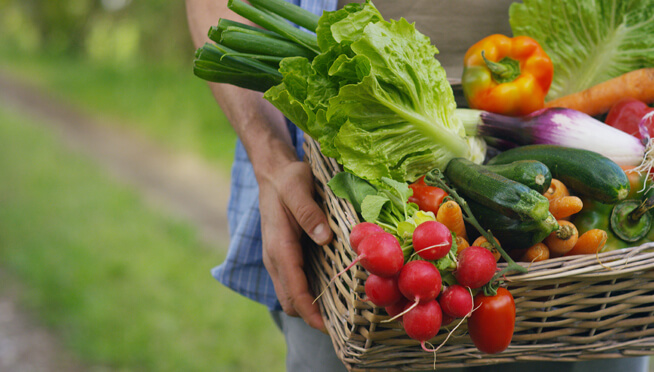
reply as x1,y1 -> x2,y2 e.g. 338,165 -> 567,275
0,0 -> 237,168
0,0 -> 285,371
1,0 -> 192,68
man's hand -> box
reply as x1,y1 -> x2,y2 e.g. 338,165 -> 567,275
259,160 -> 333,332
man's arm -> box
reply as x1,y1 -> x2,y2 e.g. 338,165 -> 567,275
185,0 -> 332,331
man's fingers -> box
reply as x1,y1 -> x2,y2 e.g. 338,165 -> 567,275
277,253 -> 325,331
281,163 -> 333,246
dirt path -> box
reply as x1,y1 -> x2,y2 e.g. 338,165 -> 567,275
0,71 -> 233,371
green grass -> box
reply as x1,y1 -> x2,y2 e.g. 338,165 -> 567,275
0,51 -> 237,171
0,106 -> 285,371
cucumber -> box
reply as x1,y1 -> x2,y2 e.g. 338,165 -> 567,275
444,158 -> 550,221
467,199 -> 559,250
483,160 -> 552,194
486,145 -> 630,204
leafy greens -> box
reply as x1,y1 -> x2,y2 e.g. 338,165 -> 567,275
265,1 -> 484,183
510,0 -> 654,101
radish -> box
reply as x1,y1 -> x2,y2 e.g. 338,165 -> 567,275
439,284 -> 473,318
382,260 -> 443,322
315,232 -> 404,304
330,232 -> 403,281
350,222 -> 385,254
357,232 -> 405,277
398,260 -> 442,304
402,299 -> 443,352
365,274 -> 402,307
455,246 -> 497,289
412,221 -> 453,260
385,296 -> 410,320
441,312 -> 455,327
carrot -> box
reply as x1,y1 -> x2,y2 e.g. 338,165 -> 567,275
544,68 -> 654,116
472,236 -> 501,262
544,220 -> 579,257
564,229 -> 608,256
519,242 -> 550,262
543,178 -> 569,202
455,236 -> 470,255
549,195 -> 583,220
509,247 -> 527,261
437,200 -> 467,241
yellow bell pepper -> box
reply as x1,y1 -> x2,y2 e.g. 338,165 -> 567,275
462,34 -> 553,117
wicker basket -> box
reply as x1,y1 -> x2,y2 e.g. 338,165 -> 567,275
303,135 -> 654,371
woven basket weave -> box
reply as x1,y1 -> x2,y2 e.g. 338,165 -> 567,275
303,135 -> 654,371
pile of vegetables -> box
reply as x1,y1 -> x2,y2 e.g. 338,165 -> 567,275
193,0 -> 654,358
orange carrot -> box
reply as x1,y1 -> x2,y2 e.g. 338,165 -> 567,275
544,68 -> 654,116
564,229 -> 608,256
543,178 -> 569,202
437,200 -> 467,241
472,236 -> 502,262
455,236 -> 470,255
549,196 -> 583,220
519,242 -> 550,262
544,220 -> 579,257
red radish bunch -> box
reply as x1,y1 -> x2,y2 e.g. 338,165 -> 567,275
349,222 -> 503,354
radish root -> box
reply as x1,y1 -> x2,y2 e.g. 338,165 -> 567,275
313,257 -> 361,304
381,298 -> 418,323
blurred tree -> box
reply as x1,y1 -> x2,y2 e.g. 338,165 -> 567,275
0,0 -> 195,67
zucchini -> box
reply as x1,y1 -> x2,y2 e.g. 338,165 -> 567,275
486,145 -> 630,204
483,160 -> 552,194
467,199 -> 559,250
444,158 -> 550,221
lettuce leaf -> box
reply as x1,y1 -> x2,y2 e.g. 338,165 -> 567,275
264,1 -> 483,182
510,0 -> 654,101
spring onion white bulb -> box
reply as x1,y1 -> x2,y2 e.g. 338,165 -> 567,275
457,107 -> 651,167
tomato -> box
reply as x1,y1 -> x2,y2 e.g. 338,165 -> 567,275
467,287 -> 515,354
604,98 -> 654,140
408,176 -> 448,215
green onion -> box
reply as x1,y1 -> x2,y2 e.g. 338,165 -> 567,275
193,43 -> 283,92
209,19 -> 286,42
219,28 -> 316,60
193,60 -> 282,92
198,43 -> 281,75
247,0 -> 320,32
227,0 -> 320,54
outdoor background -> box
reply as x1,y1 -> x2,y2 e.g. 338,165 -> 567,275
0,0 -> 286,371
0,1 -> 652,372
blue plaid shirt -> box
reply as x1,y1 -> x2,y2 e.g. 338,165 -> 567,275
212,0 -> 338,310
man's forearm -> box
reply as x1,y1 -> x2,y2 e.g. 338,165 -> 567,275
185,0 -> 298,178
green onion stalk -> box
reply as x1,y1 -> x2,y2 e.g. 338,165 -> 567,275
193,0 -> 320,92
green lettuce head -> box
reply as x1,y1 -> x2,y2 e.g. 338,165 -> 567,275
265,1 -> 484,182
510,0 -> 654,101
